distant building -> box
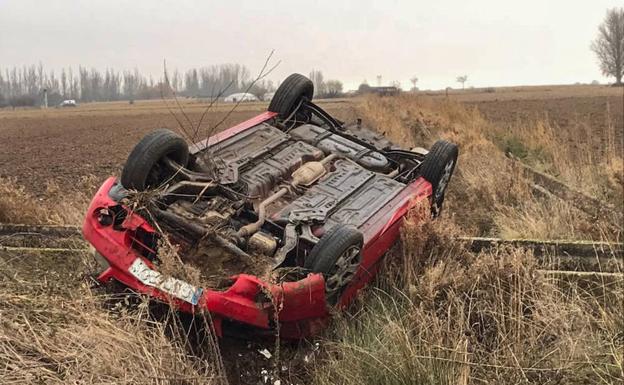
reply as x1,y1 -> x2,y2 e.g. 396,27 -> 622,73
367,86 -> 400,96
357,84 -> 400,96
224,93 -> 259,103
59,99 -> 77,107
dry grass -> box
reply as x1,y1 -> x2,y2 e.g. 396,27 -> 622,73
0,94 -> 621,384
307,95 -> 623,385
354,94 -> 622,239
493,106 -> 623,205
0,177 -> 224,383
0,176 -> 98,226
0,178 -> 45,224
0,249 -> 223,385
311,209 -> 624,385
0,293 -> 218,384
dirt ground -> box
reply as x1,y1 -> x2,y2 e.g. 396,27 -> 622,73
467,94 -> 623,156
0,99 -> 353,196
0,86 -> 620,199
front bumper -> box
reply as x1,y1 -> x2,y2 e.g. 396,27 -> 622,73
82,177 -> 329,338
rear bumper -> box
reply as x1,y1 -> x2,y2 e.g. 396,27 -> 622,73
82,177 -> 328,338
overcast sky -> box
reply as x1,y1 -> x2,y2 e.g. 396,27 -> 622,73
0,0 -> 621,90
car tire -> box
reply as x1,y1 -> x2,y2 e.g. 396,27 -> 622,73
420,140 -> 458,216
305,225 -> 363,305
268,73 -> 314,119
121,129 -> 189,191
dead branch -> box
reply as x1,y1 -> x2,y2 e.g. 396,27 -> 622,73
160,60 -> 195,142
203,50 -> 280,142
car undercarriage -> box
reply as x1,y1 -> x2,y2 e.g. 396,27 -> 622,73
83,73 -> 458,337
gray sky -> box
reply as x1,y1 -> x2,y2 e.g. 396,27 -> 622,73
0,0 -> 621,90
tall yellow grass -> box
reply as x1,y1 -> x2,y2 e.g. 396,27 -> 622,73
311,208 -> 623,385
0,95 -> 621,384
308,96 -> 623,385
354,95 -> 622,239
0,176 -> 98,226
0,250 -> 222,384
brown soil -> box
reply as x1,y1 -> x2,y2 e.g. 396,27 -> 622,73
467,94 -> 624,155
0,107 -> 257,196
0,100 -> 353,197
4,89 -> 617,198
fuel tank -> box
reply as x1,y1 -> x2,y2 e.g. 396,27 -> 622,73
200,122 -> 393,201
276,159 -> 405,229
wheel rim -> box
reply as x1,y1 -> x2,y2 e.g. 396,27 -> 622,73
325,245 -> 361,302
145,162 -> 165,188
435,159 -> 454,202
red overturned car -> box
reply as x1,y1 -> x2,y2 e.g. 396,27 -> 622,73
83,73 -> 458,339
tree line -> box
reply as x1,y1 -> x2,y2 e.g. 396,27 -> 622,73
1,8 -> 620,108
0,63 -> 278,107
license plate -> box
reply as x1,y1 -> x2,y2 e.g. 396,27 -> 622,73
128,258 -> 203,305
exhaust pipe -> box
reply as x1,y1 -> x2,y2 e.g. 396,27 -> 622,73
237,154 -> 337,238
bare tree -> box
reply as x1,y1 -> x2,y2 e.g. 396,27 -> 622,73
0,62 -> 279,105
68,67 -> 77,98
376,75 -> 382,86
410,77 -> 418,91
591,7 -> 624,85
456,75 -> 468,89
60,69 -> 67,98
309,70 -> 326,97
184,69 -> 200,96
246,79 -> 274,99
171,69 -> 181,92
324,80 -> 343,98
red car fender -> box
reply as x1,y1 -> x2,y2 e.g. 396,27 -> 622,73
189,111 -> 278,154
83,176 -> 329,337
338,178 -> 432,307
199,273 -> 327,335
380,178 -> 432,236
269,276 -> 328,322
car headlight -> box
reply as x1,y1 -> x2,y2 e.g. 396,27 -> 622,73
96,207 -> 114,226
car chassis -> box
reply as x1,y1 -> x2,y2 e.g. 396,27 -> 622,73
82,73 -> 458,339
